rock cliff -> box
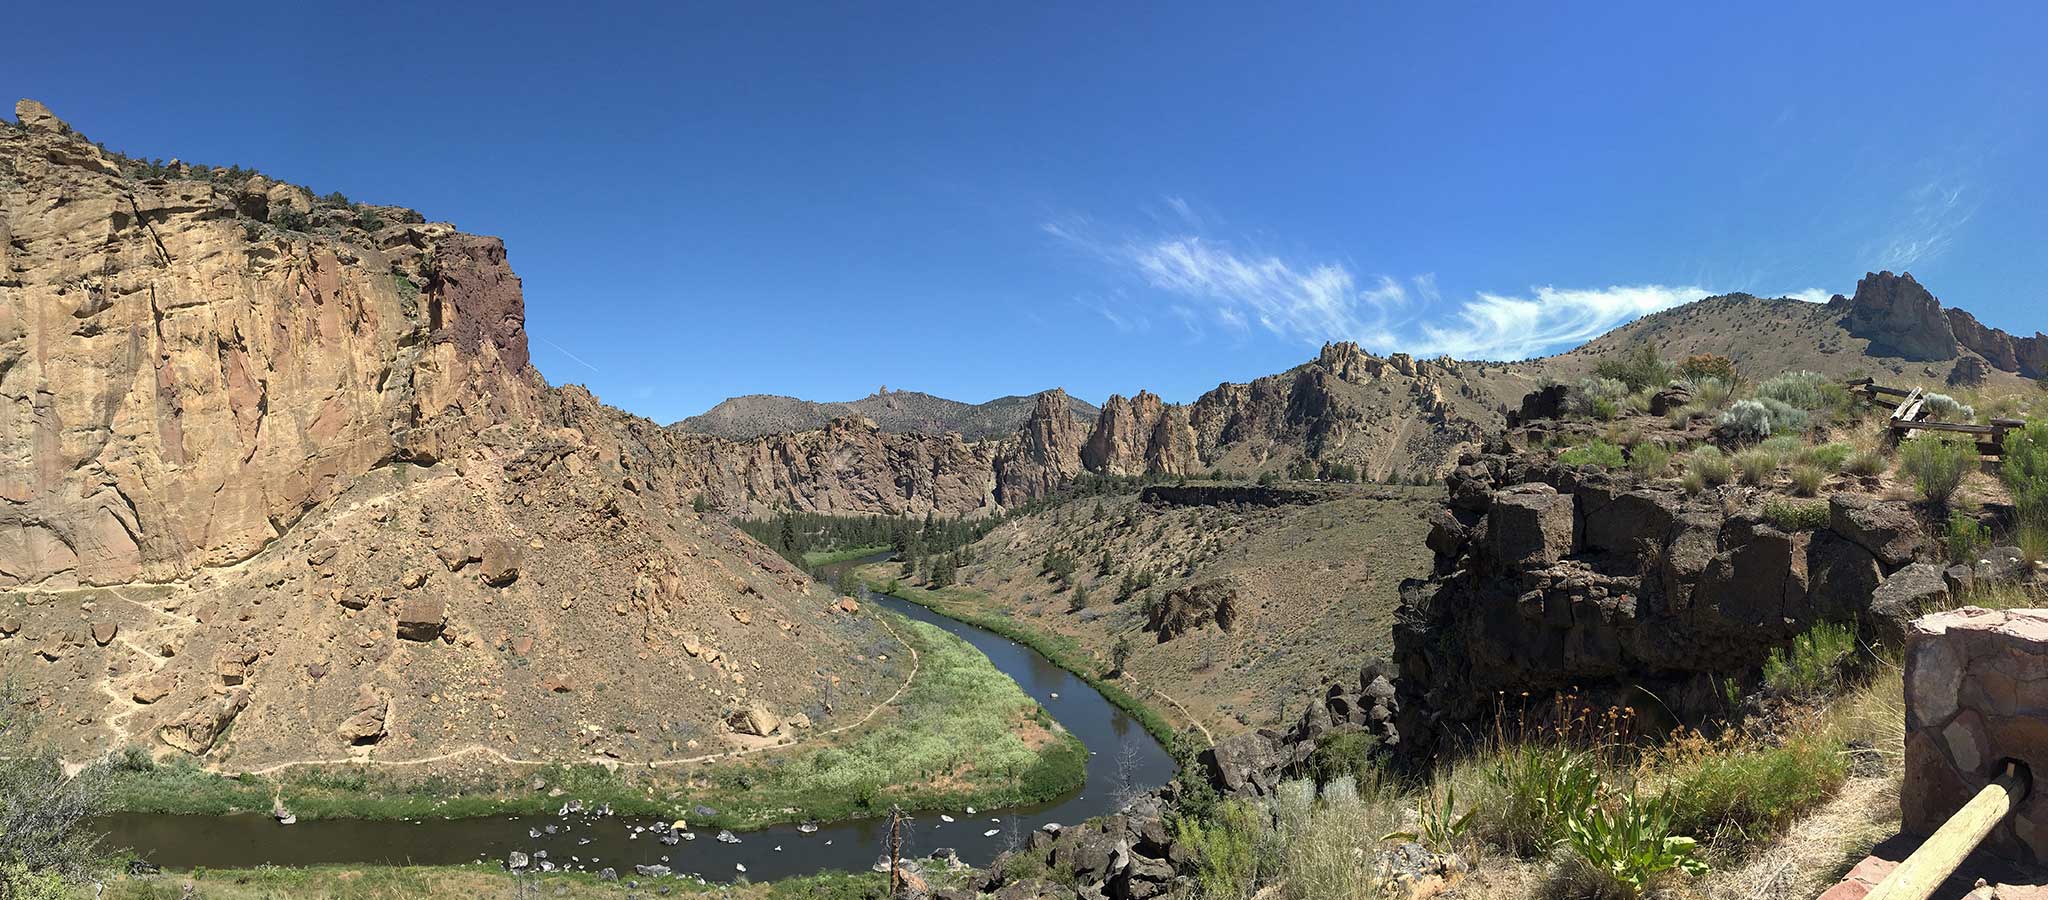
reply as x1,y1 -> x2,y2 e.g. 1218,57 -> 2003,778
0,101 -> 899,767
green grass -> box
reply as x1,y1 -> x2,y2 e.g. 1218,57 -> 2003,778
1663,735 -> 1847,847
1762,621 -> 1855,697
1558,440 -> 1626,469
852,565 -> 1187,751
1762,498 -> 1829,531
800,544 -> 894,567
104,618 -> 1083,831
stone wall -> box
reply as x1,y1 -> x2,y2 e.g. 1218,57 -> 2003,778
1904,607 -> 2048,867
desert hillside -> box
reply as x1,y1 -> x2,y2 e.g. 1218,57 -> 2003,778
0,100 -> 901,769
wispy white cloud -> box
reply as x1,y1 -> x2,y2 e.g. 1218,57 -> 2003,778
1868,177 -> 1976,271
1784,288 -> 1834,304
1048,214 -> 1829,360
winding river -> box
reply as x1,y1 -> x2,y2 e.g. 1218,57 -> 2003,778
95,554 -> 1176,882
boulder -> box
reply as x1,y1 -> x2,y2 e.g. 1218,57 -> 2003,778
1486,484 -> 1575,568
1146,580 -> 1238,641
837,596 -> 860,614
1200,730 -> 1283,796
1866,562 -> 1951,648
726,704 -> 781,737
131,674 -> 174,704
480,538 -> 522,585
91,621 -> 118,646
1648,386 -> 1692,416
336,684 -> 390,745
214,646 -> 258,686
1581,489 -> 1680,561
1830,493 -> 1928,569
396,594 -> 445,641
158,690 -> 249,755
1947,356 -> 1991,388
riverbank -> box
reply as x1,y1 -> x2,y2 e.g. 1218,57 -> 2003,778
848,564 -> 1193,753
102,864 -> 904,899
101,616 -> 1084,831
799,544 -> 895,567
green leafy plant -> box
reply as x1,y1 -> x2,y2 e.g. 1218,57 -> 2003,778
1385,778 -> 1475,850
1761,622 -> 1855,697
1479,745 -> 1601,858
1561,789 -> 1708,893
1176,800 -> 1262,900
1898,435 -> 1974,506
2001,422 -> 2048,531
1945,510 -> 1991,564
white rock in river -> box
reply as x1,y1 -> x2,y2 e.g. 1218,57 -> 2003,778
983,828 -> 1001,837
940,815 -> 954,823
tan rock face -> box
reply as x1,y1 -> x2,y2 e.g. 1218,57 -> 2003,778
0,102 -> 903,767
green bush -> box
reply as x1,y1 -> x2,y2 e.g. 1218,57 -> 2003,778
1678,354 -> 1737,384
1560,440 -> 1627,469
1561,789 -> 1708,893
1477,745 -> 1600,858
1898,435 -> 1975,506
1305,731 -> 1379,788
1798,442 -> 1854,473
1681,470 -> 1707,495
1176,800 -> 1263,899
2001,422 -> 2048,530
1628,443 -> 1672,478
1762,499 -> 1828,531
1593,344 -> 1674,392
1945,510 -> 1991,564
1665,736 -> 1847,844
1762,621 -> 1855,696
1789,464 -> 1827,496
1686,446 -> 1732,486
1733,448 -> 1776,485
1717,400 -> 1774,442
1754,370 -> 1836,411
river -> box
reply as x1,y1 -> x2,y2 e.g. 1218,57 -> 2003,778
95,553 -> 1177,882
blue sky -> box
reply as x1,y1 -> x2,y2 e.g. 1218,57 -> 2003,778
7,2 -> 2044,422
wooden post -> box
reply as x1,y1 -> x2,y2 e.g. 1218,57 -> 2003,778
1864,761 -> 2030,900
887,804 -> 904,898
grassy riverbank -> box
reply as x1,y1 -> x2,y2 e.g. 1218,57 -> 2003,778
850,564 -> 1191,753
103,616 -> 1084,830
800,545 -> 893,568
102,864 -> 897,899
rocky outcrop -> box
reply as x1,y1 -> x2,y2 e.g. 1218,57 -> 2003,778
1389,425 -> 1965,751
1840,271 -> 1959,362
1145,580 -> 1239,641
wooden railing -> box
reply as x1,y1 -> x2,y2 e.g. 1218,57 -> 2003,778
1845,378 -> 2025,456
1862,760 -> 2031,900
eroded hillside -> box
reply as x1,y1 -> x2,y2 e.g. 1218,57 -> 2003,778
0,100 -> 901,769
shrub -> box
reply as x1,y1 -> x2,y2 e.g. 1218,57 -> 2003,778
1846,448 -> 1887,476
1560,440 -> 1627,470
1763,499 -> 1828,531
1718,400 -> 1774,443
1477,745 -> 1600,858
1686,446 -> 1732,486
1922,392 -> 1976,422
1790,464 -> 1827,496
1681,470 -> 1707,495
1945,510 -> 1991,564
1305,732 -> 1379,788
1759,397 -> 1811,435
1593,344 -> 1674,392
1799,442 -> 1855,472
1733,448 -> 1776,485
1755,370 -> 1835,411
2001,422 -> 2048,530
1898,435 -> 1974,506
1758,434 -> 1806,461
1688,376 -> 1733,411
270,205 -> 309,231
1176,800 -> 1263,899
1678,354 -> 1736,384
1561,789 -> 1708,893
1628,443 -> 1672,478
1665,736 -> 1847,844
1762,622 -> 1855,696
1567,378 -> 1632,419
